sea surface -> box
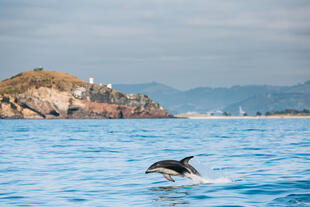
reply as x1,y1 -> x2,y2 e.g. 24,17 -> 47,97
0,118 -> 309,207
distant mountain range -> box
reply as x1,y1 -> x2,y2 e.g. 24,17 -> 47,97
114,81 -> 310,115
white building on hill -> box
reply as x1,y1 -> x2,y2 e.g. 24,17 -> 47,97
89,75 -> 94,84
89,75 -> 112,89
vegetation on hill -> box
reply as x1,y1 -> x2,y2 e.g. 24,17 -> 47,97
265,109 -> 310,116
0,70 -> 86,95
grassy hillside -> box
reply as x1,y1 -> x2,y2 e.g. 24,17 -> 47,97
0,70 -> 87,95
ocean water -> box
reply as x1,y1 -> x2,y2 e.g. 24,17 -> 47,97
0,118 -> 309,207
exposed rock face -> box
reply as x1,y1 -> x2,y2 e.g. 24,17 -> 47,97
0,70 -> 170,119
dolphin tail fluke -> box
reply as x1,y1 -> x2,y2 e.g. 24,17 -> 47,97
180,156 -> 194,165
163,174 -> 175,182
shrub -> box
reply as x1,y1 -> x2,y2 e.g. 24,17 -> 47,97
10,103 -> 17,110
2,96 -> 10,103
33,67 -> 43,71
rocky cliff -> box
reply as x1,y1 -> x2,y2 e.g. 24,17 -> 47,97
0,70 -> 170,119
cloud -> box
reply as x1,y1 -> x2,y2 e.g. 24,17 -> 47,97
0,0 -> 309,89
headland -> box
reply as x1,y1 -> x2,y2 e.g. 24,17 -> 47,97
0,70 -> 170,119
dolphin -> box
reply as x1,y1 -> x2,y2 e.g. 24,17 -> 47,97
145,156 -> 201,182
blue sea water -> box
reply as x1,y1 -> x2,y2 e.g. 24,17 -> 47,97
0,118 -> 309,207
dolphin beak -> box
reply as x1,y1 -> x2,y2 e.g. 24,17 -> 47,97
146,164 -> 156,174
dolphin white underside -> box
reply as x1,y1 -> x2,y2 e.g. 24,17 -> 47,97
154,168 -> 181,176
151,167 -> 195,182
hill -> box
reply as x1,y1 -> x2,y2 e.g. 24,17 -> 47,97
0,70 -> 169,119
223,81 -> 310,114
113,81 -> 310,115
113,82 -> 180,95
224,93 -> 310,115
114,82 -> 182,113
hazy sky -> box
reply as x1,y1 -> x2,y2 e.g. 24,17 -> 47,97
1,0 -> 309,89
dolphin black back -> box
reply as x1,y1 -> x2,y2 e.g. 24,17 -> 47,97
157,160 -> 191,174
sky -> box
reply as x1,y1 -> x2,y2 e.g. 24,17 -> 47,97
0,0 -> 310,90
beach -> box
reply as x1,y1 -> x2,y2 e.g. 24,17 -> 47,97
174,114 -> 310,119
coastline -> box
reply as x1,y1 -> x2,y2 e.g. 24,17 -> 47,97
174,114 -> 310,119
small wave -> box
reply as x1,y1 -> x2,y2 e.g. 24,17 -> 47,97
186,173 -> 231,185
268,193 -> 310,206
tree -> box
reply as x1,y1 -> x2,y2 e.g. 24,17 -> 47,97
33,66 -> 43,71
223,112 -> 231,116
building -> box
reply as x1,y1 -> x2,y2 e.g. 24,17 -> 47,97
89,75 -> 94,84
89,75 -> 112,89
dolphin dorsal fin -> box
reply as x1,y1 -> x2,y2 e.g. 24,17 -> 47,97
180,156 -> 194,165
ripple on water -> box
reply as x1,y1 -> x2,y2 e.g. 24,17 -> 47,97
268,194 -> 310,207
67,198 -> 88,202
0,119 -> 309,207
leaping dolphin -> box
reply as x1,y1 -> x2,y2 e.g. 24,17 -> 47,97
145,156 -> 201,182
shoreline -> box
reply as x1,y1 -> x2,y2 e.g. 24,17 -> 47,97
174,114 -> 310,119
1,115 -> 310,120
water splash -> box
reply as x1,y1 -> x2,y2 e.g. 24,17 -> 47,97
186,173 -> 231,185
